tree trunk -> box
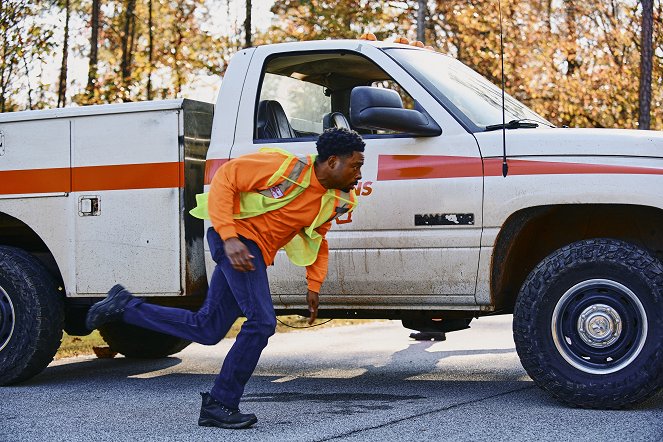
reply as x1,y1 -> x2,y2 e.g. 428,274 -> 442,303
564,1 -> 580,76
57,0 -> 70,107
120,0 -> 136,101
22,53 -> 33,109
86,0 -> 100,100
1,21 -> 9,113
638,0 -> 653,130
147,0 -> 153,100
417,0 -> 426,43
173,1 -> 184,95
244,0 -> 252,48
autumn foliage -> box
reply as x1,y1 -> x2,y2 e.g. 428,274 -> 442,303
1,0 -> 661,130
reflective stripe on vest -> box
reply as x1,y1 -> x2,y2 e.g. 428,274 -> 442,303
235,148 -> 314,220
189,148 -> 357,267
257,155 -> 308,199
285,187 -> 356,266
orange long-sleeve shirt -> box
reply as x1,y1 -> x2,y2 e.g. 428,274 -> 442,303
208,151 -> 332,293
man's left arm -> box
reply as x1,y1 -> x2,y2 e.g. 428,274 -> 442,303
305,221 -> 332,324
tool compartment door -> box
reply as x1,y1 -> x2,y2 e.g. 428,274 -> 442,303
72,110 -> 183,295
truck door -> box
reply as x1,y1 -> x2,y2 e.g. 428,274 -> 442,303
230,44 -> 483,310
72,108 -> 183,296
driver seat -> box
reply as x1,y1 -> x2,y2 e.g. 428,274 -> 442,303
256,100 -> 297,139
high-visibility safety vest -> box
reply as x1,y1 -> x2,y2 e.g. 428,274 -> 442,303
190,148 -> 357,267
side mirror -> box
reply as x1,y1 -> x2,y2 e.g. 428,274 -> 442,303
350,86 -> 441,136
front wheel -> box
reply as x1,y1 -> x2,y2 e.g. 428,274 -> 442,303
514,239 -> 663,409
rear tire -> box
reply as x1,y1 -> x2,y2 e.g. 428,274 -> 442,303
0,246 -> 64,385
514,239 -> 663,409
99,322 -> 191,358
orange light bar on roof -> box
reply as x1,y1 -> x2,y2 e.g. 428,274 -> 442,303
359,33 -> 377,41
409,40 -> 425,48
394,36 -> 410,44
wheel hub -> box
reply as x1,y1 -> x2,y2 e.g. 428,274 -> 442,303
551,279 -> 648,375
0,287 -> 16,352
577,304 -> 621,348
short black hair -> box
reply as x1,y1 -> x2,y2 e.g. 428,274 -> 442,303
316,128 -> 365,162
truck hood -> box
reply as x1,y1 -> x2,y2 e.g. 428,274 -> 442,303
475,127 -> 663,159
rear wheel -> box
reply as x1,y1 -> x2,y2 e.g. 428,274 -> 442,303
99,322 -> 191,358
514,239 -> 663,409
0,246 -> 64,385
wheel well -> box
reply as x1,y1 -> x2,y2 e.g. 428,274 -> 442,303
491,204 -> 663,312
0,212 -> 65,289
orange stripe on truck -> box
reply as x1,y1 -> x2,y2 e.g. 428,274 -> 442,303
0,167 -> 71,194
72,162 -> 183,192
1,162 -> 183,195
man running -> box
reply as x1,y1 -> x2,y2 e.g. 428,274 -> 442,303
86,127 -> 365,429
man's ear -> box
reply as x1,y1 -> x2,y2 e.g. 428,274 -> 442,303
327,155 -> 338,169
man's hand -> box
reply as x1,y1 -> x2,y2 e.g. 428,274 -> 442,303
224,237 -> 255,272
306,290 -> 319,325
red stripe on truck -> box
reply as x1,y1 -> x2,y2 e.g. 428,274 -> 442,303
377,155 -> 482,181
377,155 -> 663,181
483,158 -> 663,177
204,158 -> 230,185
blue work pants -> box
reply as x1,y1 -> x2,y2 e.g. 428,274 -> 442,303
122,228 -> 276,409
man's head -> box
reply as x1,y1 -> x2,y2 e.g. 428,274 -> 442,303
315,128 -> 365,192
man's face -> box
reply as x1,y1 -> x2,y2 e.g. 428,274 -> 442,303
328,151 -> 364,192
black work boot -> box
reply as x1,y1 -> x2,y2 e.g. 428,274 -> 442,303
85,284 -> 134,330
198,392 -> 257,429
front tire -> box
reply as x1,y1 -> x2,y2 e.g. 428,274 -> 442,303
0,246 -> 64,385
513,239 -> 663,409
99,322 -> 191,358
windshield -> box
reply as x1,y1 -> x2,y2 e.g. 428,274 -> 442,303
385,48 -> 552,130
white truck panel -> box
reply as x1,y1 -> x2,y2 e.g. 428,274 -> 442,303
72,110 -> 181,166
209,48 -> 255,159
476,127 -> 663,158
0,119 -> 70,171
270,247 -> 479,301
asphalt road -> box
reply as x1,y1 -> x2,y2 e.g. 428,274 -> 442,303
2,315 -> 661,441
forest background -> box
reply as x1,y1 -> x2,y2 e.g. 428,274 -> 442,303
1,0 -> 661,130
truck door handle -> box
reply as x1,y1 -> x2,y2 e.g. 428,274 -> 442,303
78,196 -> 100,216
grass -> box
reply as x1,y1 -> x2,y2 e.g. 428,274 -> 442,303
56,316 -> 381,360
56,330 -> 107,360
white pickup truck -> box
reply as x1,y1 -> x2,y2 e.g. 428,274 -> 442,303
1,39 -> 662,409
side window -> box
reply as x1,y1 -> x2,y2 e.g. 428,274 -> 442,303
257,73 -> 331,139
254,52 -> 418,141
